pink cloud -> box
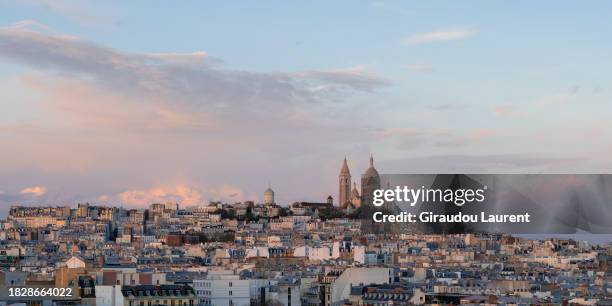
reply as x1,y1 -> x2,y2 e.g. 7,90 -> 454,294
20,185 -> 46,196
105,184 -> 252,208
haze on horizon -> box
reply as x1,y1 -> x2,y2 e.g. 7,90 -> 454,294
1,1 -> 612,215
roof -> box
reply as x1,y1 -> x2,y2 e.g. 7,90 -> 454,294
339,157 -> 351,176
121,284 -> 195,298
294,202 -> 333,208
103,262 -> 137,269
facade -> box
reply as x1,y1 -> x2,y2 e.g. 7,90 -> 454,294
194,271 -> 250,306
120,284 -> 196,306
95,285 -> 124,306
275,277 -> 301,306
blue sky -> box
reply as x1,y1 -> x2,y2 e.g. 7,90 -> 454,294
1,1 -> 611,212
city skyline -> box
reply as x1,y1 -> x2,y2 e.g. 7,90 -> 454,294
2,1 -> 612,214
0,156 -> 378,218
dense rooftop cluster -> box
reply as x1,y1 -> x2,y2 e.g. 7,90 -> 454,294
0,202 -> 610,305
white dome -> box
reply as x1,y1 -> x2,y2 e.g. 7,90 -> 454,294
264,186 -> 275,205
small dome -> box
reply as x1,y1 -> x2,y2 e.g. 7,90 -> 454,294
264,187 -> 274,194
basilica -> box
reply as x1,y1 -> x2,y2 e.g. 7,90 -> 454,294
338,156 -> 381,212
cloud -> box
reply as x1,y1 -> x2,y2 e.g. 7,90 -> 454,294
19,74 -> 213,131
0,21 -> 387,116
295,66 -> 391,92
146,51 -> 222,67
20,185 -> 46,196
7,19 -> 56,33
105,184 -> 252,207
402,29 -> 474,45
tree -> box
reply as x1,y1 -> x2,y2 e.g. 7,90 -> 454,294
318,207 -> 345,220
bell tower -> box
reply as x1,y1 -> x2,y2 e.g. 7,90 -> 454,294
338,157 -> 351,208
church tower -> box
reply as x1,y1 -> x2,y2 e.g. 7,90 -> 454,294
338,157 -> 351,209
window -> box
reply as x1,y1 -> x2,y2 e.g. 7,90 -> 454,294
229,290 -> 233,296
229,282 -> 232,287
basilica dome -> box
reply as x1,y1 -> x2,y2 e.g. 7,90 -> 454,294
361,155 -> 381,206
362,156 -> 380,181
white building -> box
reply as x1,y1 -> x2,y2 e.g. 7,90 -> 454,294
95,285 -> 124,306
331,267 -> 391,304
194,271 -> 250,306
276,277 -> 301,306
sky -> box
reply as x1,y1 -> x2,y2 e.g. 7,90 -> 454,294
1,1 -> 612,214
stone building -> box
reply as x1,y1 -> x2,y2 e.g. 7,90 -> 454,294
338,156 -> 380,210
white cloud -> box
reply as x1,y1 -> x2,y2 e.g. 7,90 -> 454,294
146,51 -> 222,67
402,29 -> 474,45
294,66 -> 391,92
